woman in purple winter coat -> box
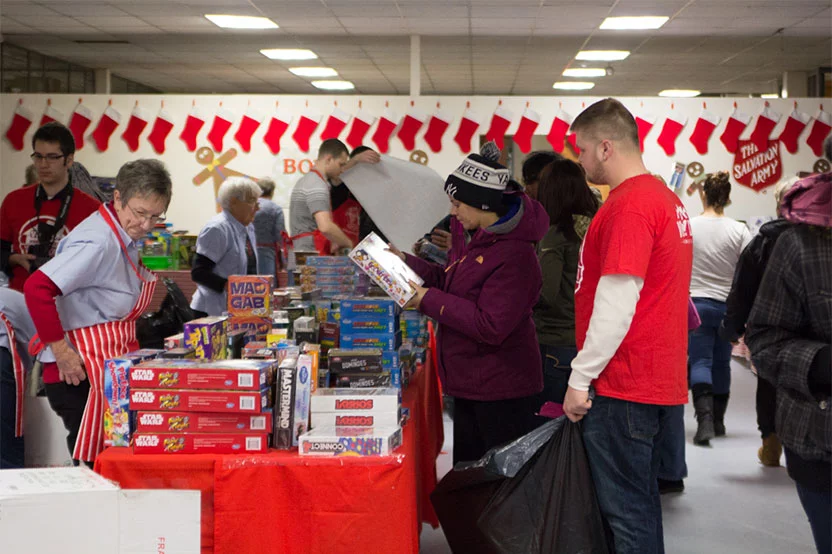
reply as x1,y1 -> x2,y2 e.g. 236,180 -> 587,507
390,144 -> 549,464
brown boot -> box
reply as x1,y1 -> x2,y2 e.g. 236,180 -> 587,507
758,434 -> 782,467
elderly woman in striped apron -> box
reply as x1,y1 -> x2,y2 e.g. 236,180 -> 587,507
24,159 -> 172,466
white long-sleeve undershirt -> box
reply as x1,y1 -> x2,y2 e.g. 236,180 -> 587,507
568,274 -> 645,392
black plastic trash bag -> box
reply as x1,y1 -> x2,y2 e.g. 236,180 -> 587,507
136,277 -> 201,349
431,417 -> 611,554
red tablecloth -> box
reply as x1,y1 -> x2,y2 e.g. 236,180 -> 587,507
95,351 -> 444,554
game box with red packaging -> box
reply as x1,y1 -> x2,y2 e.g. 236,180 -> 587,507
135,411 -> 272,433
133,432 -> 269,454
129,359 -> 274,391
129,388 -> 270,413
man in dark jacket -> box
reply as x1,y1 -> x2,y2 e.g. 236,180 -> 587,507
746,170 -> 831,554
720,176 -> 799,466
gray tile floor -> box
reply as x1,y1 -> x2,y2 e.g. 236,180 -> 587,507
420,360 -> 817,553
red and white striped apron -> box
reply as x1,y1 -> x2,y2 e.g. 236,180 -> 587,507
0,312 -> 26,437
35,205 -> 157,462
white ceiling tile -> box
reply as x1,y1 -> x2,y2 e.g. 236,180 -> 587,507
2,4 -> 63,16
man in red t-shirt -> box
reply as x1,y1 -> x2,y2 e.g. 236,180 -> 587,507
0,123 -> 100,292
563,99 -> 693,554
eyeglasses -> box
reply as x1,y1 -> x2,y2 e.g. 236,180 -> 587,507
30,153 -> 66,163
126,203 -> 166,224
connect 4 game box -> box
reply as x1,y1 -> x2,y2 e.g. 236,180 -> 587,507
298,426 -> 402,457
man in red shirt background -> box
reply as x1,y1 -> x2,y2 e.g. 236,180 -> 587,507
563,99 -> 693,553
1,122 -> 100,291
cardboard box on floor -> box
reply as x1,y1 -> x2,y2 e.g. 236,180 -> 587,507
0,467 -> 200,554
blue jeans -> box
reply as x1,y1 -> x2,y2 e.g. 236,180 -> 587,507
796,482 -> 832,553
583,395 -> 683,554
539,344 -> 577,405
656,403 -> 687,481
689,298 -> 732,394
0,347 -> 25,469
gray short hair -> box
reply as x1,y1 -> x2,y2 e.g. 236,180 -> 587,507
25,164 -> 37,185
116,159 -> 172,208
257,177 -> 276,197
217,177 -> 261,210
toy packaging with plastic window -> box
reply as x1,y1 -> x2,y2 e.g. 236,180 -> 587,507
298,426 -> 402,457
134,411 -> 272,433
133,432 -> 269,454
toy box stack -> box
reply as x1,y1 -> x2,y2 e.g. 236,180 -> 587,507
183,317 -> 227,360
297,256 -> 370,298
273,352 -> 315,449
303,387 -> 402,457
120,359 -> 275,454
226,275 -> 273,343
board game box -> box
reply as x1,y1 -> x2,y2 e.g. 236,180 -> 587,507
183,317 -> 228,360
134,411 -> 272,433
310,388 -> 400,413
133,433 -> 269,454
340,332 -> 402,351
227,275 -> 272,317
327,348 -> 384,374
227,316 -> 272,342
103,358 -> 133,448
129,359 -> 274,391
129,388 -> 270,413
298,426 -> 402,457
340,316 -> 400,335
339,298 -> 399,319
310,410 -> 400,429
348,232 -> 424,308
332,373 -> 392,388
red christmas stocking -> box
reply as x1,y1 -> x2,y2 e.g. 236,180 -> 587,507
688,110 -> 722,155
657,113 -> 687,156
147,109 -> 175,154
5,102 -> 33,151
778,109 -> 810,154
513,107 -> 540,154
484,105 -> 514,151
40,104 -> 64,127
372,108 -> 398,154
749,106 -> 781,153
121,107 -> 150,153
207,107 -> 235,152
67,103 -> 93,150
453,107 -> 481,153
567,133 -> 581,155
263,108 -> 292,155
396,108 -> 426,151
345,109 -> 375,150
233,107 -> 263,153
320,107 -> 350,141
91,105 -> 121,152
720,109 -> 752,154
635,114 -> 656,152
292,110 -> 322,153
546,110 -> 573,153
806,109 -> 832,157
179,106 -> 206,152
423,110 -> 452,153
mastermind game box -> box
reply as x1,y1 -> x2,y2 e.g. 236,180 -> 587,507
133,433 -> 269,455
129,359 -> 274,391
134,411 -> 272,434
298,426 -> 402,457
183,317 -> 228,360
227,275 -> 273,317
310,388 -> 400,414
129,388 -> 270,413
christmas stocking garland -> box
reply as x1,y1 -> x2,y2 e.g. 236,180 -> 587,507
546,110 -> 573,153
121,106 -> 150,153
179,105 -> 206,152
346,109 -> 376,151
423,109 -> 453,153
234,107 -> 264,153
5,101 -> 33,151
513,107 -> 540,154
688,109 -> 722,155
91,104 -> 121,152
67,103 -> 93,150
372,108 -> 398,154
263,108 -> 293,155
484,105 -> 514,151
147,108 -> 175,154
453,107 -> 481,154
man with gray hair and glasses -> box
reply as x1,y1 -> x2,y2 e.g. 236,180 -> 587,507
24,159 -> 172,466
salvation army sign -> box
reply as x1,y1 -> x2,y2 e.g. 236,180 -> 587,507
732,140 -> 782,191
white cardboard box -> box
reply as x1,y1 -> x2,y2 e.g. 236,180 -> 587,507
0,468 -> 201,554
0,467 -> 121,553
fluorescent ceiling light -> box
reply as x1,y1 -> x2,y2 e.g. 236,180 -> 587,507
553,81 -> 595,90
205,15 -> 278,29
260,48 -> 318,60
576,50 -> 630,61
563,68 -> 607,78
290,67 -> 338,77
761,93 -> 779,99
600,16 -> 669,30
658,89 -> 701,97
312,80 -> 355,90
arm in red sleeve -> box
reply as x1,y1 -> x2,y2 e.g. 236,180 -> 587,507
23,270 -> 65,344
